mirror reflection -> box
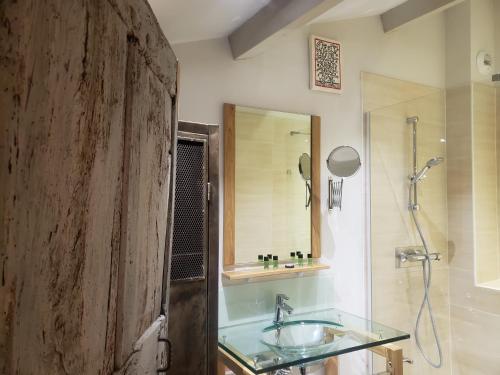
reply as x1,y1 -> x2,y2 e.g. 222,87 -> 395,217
298,153 -> 312,209
234,106 -> 312,264
298,153 -> 311,181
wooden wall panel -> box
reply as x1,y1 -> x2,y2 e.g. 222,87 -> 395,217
107,0 -> 178,95
114,42 -> 172,369
311,116 -> 321,258
223,104 -> 236,266
0,0 -> 128,373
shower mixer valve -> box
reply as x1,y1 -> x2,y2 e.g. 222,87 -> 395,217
395,247 -> 442,268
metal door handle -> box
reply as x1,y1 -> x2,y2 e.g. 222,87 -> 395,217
157,338 -> 172,373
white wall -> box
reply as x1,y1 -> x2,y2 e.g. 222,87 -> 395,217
470,0 -> 497,83
172,12 -> 445,374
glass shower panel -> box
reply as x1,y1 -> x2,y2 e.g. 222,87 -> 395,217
367,91 -> 451,375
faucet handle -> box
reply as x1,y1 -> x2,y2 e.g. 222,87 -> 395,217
276,293 -> 289,302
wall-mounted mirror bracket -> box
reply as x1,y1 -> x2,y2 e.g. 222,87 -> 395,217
328,177 -> 343,211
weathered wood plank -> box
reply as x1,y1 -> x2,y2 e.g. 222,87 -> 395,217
114,316 -> 168,375
0,0 -> 128,373
106,0 -> 178,97
114,41 -> 172,369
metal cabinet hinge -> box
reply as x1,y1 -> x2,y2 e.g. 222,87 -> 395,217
207,182 -> 211,202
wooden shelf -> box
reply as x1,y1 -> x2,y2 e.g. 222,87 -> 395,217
221,263 -> 330,280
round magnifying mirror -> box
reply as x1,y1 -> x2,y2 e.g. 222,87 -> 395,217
298,153 -> 311,181
326,146 -> 361,178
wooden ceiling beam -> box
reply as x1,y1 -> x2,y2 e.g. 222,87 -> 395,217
228,0 -> 344,60
381,0 -> 464,33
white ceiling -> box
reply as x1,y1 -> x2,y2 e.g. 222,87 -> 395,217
313,0 -> 407,22
149,0 -> 408,45
148,0 -> 270,44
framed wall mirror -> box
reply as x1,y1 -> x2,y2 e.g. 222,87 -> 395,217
223,103 -> 320,267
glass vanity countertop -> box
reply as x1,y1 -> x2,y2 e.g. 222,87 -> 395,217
218,307 -> 410,374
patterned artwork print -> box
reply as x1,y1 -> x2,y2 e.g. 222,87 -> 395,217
311,36 -> 341,92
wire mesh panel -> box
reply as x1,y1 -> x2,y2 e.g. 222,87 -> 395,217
170,138 -> 207,281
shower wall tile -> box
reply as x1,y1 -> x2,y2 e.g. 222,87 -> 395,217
365,73 -> 451,375
447,83 -> 500,374
450,304 -> 500,375
447,86 -> 474,272
472,83 -> 500,283
450,267 -> 500,316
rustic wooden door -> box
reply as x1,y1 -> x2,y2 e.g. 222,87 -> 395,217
0,0 -> 178,374
113,36 -> 177,374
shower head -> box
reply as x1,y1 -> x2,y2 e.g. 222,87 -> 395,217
412,157 -> 444,183
426,156 -> 444,167
407,116 -> 420,125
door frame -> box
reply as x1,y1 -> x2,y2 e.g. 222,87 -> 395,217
175,121 -> 220,373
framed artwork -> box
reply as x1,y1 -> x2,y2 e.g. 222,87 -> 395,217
309,35 -> 342,94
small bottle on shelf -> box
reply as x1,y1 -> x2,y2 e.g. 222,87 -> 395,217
296,251 -> 302,265
298,253 -> 304,266
263,256 -> 269,269
307,253 -> 313,266
258,254 -> 264,263
273,255 -> 279,268
290,252 -> 296,262
267,253 -> 273,261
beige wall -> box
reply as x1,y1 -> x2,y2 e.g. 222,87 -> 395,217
446,82 -> 500,374
234,107 -> 311,263
445,1 -> 500,373
472,83 -> 500,284
445,1 -> 471,88
470,0 -> 497,83
365,73 -> 451,375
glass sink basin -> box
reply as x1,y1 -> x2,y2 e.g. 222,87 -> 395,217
261,320 -> 353,358
218,307 -> 410,373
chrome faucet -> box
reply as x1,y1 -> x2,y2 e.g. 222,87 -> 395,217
274,294 -> 293,325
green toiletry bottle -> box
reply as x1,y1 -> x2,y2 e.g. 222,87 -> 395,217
273,255 -> 279,268
307,253 -> 313,266
290,252 -> 296,262
258,254 -> 264,263
296,251 -> 302,265
263,256 -> 269,269
298,253 -> 304,266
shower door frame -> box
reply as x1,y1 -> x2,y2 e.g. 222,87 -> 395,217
363,111 -> 374,375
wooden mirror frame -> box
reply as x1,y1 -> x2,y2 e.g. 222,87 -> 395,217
223,103 -> 321,267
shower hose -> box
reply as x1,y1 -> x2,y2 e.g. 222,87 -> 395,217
408,183 -> 443,368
